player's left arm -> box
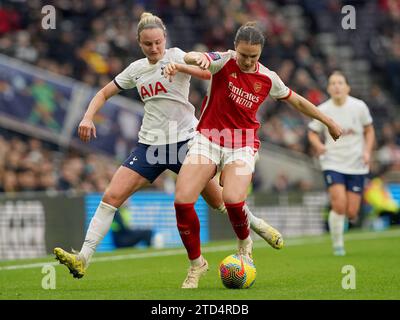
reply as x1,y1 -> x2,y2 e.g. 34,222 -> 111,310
284,91 -> 343,141
163,62 -> 211,81
363,124 -> 375,167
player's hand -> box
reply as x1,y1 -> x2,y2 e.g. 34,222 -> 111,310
328,121 -> 342,141
78,117 -> 97,143
163,62 -> 179,82
314,144 -> 327,156
194,53 -> 210,70
363,151 -> 371,167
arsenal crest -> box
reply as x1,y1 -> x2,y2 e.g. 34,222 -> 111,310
254,82 -> 262,93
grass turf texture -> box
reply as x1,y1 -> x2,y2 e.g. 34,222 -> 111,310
1,227 -> 399,300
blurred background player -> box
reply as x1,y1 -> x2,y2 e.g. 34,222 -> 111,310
111,202 -> 155,249
308,71 -> 375,256
53,13 -> 283,280
168,22 -> 342,288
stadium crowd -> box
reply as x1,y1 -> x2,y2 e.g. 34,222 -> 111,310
0,130 -> 115,193
0,128 -> 174,193
0,0 -> 400,194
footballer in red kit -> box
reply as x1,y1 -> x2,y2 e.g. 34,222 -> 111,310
166,22 -> 342,289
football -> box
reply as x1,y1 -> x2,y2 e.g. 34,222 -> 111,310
219,254 -> 256,289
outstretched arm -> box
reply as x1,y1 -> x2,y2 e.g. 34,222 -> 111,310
284,91 -> 342,141
184,51 -> 210,69
78,81 -> 120,142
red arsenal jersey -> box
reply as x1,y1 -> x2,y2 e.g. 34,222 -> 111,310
197,50 -> 292,150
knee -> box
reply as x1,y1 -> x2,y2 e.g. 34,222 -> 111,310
222,190 -> 247,205
102,189 -> 124,208
175,187 -> 197,204
331,199 -> 346,215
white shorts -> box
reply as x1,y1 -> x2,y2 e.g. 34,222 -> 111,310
186,133 -> 259,174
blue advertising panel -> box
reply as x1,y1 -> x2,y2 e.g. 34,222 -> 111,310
85,192 -> 209,252
388,184 -> 400,205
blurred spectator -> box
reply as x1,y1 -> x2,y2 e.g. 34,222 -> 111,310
0,170 -> 18,193
111,203 -> 155,248
364,173 -> 400,226
272,172 -> 291,193
376,138 -> 400,171
17,168 -> 38,192
0,3 -> 21,35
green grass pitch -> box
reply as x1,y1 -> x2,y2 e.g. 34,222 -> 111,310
1,227 -> 399,300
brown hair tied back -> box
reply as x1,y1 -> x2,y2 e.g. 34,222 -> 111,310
234,21 -> 265,48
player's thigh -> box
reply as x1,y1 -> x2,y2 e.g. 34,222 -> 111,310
175,154 -> 217,203
346,191 -> 362,218
221,161 -> 253,204
201,177 -> 223,209
170,158 -> 223,208
103,166 -> 150,208
344,174 -> 365,218
328,183 -> 347,214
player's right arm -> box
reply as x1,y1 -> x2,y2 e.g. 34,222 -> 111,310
78,81 -> 121,143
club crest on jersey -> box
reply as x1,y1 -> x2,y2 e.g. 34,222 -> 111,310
254,82 -> 262,93
208,52 -> 221,61
160,62 -> 168,75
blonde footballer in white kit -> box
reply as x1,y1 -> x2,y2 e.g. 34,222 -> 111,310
308,71 -> 375,256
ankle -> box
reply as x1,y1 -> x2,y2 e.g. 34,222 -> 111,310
190,255 -> 204,268
238,236 -> 252,248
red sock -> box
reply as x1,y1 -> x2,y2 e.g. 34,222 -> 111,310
225,201 -> 249,240
174,202 -> 201,260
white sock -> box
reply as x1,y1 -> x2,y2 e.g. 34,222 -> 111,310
243,204 -> 262,229
80,201 -> 117,265
328,210 -> 345,248
238,235 -> 252,249
190,255 -> 205,268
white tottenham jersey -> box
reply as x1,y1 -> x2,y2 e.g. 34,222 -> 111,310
308,96 -> 373,174
114,47 -> 198,145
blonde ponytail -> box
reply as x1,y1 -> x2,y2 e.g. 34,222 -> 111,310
137,12 -> 167,40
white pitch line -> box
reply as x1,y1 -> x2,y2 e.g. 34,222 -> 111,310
1,229 -> 399,271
